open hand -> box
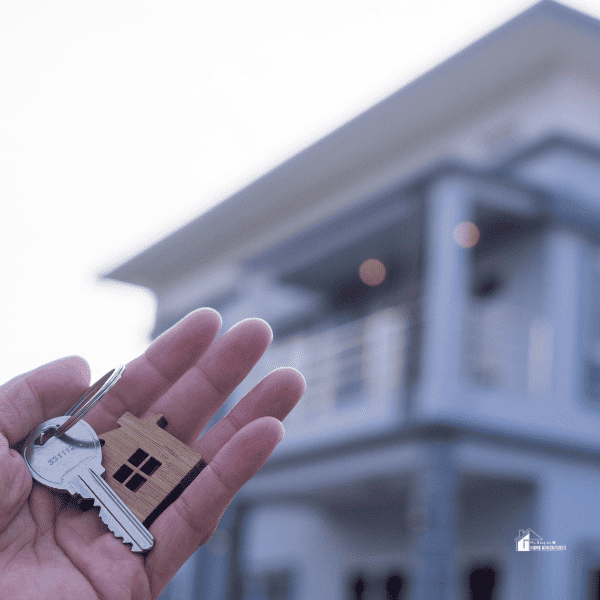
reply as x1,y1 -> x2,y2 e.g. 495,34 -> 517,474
0,309 -> 304,599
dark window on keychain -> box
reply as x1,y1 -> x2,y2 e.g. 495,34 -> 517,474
112,448 -> 162,492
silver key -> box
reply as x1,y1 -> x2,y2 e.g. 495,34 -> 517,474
22,416 -> 154,553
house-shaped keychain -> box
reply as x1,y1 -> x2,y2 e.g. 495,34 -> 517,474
98,412 -> 206,528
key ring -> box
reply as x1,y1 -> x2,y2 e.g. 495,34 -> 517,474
40,365 -> 126,444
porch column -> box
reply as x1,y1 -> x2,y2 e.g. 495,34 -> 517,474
412,438 -> 459,600
417,175 -> 472,416
546,228 -> 584,405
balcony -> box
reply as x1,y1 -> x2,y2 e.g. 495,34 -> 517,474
235,306 -> 413,451
460,212 -> 550,403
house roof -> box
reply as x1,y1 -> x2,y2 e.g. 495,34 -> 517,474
514,528 -> 543,541
105,1 -> 600,292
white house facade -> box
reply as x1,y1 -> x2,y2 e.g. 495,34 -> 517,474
107,2 -> 600,598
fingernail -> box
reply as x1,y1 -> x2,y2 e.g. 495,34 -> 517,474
227,318 -> 273,342
277,421 -> 285,444
190,307 -> 223,327
153,307 -> 222,344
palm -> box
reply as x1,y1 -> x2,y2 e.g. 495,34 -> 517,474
0,310 -> 304,600
1,484 -> 150,599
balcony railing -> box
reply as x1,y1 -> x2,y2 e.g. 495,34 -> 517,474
463,302 -> 552,399
236,307 -> 408,431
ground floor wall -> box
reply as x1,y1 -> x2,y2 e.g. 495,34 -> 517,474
239,437 -> 600,600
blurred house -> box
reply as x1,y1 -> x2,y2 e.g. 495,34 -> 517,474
106,2 -> 600,598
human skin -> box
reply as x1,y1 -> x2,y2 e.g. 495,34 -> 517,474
0,309 -> 305,599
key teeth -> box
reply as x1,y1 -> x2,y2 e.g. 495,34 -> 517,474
98,505 -> 144,552
96,502 -> 148,553
71,469 -> 154,553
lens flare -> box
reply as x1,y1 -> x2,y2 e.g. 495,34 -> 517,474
453,221 -> 480,248
359,259 -> 386,286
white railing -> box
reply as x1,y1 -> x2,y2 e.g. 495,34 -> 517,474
238,308 -> 407,427
463,300 -> 552,398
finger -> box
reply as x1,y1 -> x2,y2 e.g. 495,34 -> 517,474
84,308 -> 222,435
146,417 -> 284,597
0,436 -> 33,532
195,367 -> 304,462
138,318 -> 273,443
0,356 -> 90,446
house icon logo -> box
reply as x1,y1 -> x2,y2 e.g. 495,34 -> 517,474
514,528 -> 543,551
514,528 -> 566,551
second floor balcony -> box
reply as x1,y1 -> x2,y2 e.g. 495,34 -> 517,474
235,304 -> 418,453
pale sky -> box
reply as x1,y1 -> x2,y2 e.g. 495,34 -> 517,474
1,0 -> 599,385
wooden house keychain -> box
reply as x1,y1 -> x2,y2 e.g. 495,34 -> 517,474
97,410 -> 205,531
21,365 -> 205,553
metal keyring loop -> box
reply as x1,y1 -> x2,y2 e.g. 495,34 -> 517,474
43,365 -> 126,443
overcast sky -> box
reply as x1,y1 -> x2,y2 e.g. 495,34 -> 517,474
1,0 -> 599,386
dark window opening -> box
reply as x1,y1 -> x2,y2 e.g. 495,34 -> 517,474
330,260 -> 398,313
126,473 -> 147,492
140,456 -> 162,476
472,210 -> 540,256
128,448 -> 149,467
467,564 -> 498,600
587,568 -> 600,600
115,450 -> 161,492
113,464 -> 133,483
351,575 -> 366,600
333,280 -> 370,309
385,573 -> 405,600
472,275 -> 503,298
348,572 -> 407,600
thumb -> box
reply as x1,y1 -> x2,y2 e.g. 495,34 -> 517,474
0,434 -> 31,533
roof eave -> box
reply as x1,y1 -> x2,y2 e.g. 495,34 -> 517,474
104,1 -> 598,290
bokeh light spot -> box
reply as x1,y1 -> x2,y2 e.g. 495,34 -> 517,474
453,221 -> 480,248
359,258 -> 386,286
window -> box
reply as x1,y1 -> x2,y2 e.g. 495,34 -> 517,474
385,574 -> 405,600
348,571 -> 407,600
463,208 -> 546,395
465,564 -> 499,600
350,575 -> 366,600
112,448 -> 162,493
587,568 -> 600,600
